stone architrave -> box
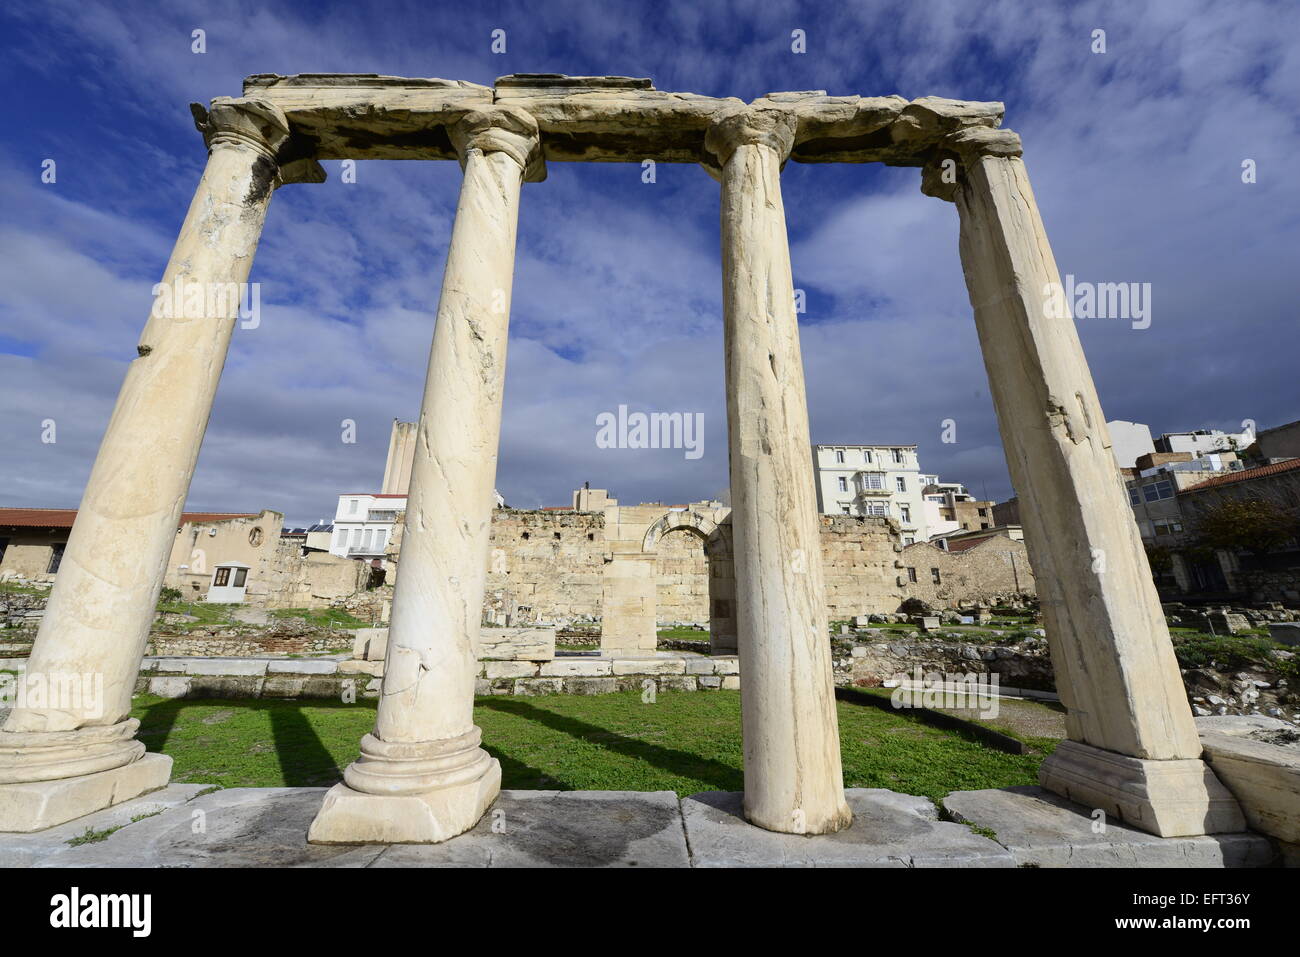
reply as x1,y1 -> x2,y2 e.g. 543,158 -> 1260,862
308,108 -> 543,845
704,104 -> 852,836
0,98 -> 323,834
924,127 -> 1244,837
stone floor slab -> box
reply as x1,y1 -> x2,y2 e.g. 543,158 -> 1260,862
681,788 -> 1015,867
31,788 -> 387,868
945,785 -> 1279,867
369,790 -> 689,867
0,783 -> 208,867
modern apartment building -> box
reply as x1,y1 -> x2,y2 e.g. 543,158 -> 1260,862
812,444 -> 927,544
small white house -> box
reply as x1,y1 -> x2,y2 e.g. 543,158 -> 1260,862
206,562 -> 250,603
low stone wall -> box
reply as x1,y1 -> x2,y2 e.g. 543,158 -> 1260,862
477,655 -> 740,695
147,632 -> 353,657
831,632 -> 1055,692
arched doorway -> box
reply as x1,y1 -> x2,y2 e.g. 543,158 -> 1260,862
641,510 -> 736,654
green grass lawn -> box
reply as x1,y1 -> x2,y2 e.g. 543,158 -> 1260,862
656,626 -> 709,641
129,689 -> 1050,803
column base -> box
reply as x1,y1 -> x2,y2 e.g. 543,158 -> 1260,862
1039,739 -> 1245,837
307,758 -> 501,845
0,752 -> 173,833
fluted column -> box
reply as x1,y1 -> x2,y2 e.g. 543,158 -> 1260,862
704,106 -> 852,835
923,127 -> 1243,837
309,107 -> 543,845
0,98 -> 323,833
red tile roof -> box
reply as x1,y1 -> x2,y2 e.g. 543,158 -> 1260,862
1178,458 -> 1300,494
0,508 -> 258,529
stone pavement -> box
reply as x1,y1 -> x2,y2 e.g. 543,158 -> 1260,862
0,785 -> 1280,868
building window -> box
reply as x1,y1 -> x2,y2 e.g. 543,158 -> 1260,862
980,522 -> 990,529
835,450 -> 845,463
1128,487 -> 1141,506
838,477 -> 848,492
47,543 -> 65,574
904,537 -> 914,546
907,567 -> 917,582
349,499 -> 360,515
213,567 -> 230,587
864,450 -> 873,463
866,502 -> 887,516
553,531 -> 561,540
977,508 -> 987,517
892,449 -> 904,464
900,506 -> 911,524
863,472 -> 884,490
931,568 -> 941,584
1142,480 -> 1174,503
232,567 -> 248,588
895,476 -> 906,492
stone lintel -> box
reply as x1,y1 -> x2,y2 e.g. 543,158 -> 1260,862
232,73 -> 1007,166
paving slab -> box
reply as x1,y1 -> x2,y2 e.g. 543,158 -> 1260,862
945,785 -> 1280,867
0,784 -> 209,868
370,790 -> 689,867
30,788 -> 387,868
682,788 -> 1014,867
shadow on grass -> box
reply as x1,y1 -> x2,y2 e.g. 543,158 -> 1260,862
136,697 -> 371,787
479,696 -> 742,792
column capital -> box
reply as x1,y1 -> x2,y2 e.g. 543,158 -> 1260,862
921,127 -> 1023,202
703,105 -> 797,176
190,97 -> 326,187
449,106 -> 546,182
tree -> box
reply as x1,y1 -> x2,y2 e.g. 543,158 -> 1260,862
1191,498 -> 1296,557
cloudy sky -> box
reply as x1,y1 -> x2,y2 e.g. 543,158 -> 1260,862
1,0 -> 1296,525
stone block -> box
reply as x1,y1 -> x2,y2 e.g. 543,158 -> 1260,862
353,627 -> 389,661
682,789 -> 1014,867
721,676 -> 741,690
484,660 -> 537,679
539,658 -> 612,677
1038,739 -> 1246,837
476,627 -> 556,661
698,676 -> 722,689
712,656 -> 740,675
181,658 -> 269,677
0,753 -> 173,834
611,657 -> 685,675
684,658 -> 716,675
1199,730 -> 1300,844
653,676 -> 698,692
512,677 -> 564,696
148,676 -> 192,698
267,659 -> 338,675
563,677 -> 618,695
945,786 -> 1277,867
187,675 -> 264,698
338,659 -> 385,677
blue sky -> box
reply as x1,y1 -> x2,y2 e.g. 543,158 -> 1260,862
1,0 -> 1297,524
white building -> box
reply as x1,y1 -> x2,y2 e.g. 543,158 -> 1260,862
1155,428 -> 1254,457
329,493 -> 406,562
812,444 -> 927,544
1107,420 -> 1156,469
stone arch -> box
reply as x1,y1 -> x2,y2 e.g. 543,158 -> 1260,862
640,509 -> 736,654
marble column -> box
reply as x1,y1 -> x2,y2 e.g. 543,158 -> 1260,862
704,107 -> 852,835
923,127 -> 1243,837
309,108 -> 543,845
0,98 -> 323,833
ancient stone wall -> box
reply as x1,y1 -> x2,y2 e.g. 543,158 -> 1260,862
483,510 -> 606,625
898,535 -> 1036,608
655,527 -> 709,623
819,516 -> 905,618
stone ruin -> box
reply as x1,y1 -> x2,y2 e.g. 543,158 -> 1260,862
0,74 -> 1269,847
